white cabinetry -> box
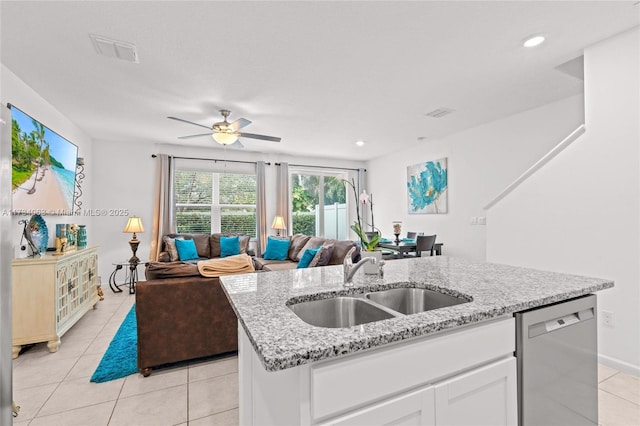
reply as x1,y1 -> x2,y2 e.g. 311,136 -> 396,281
329,387 -> 435,426
12,246 -> 100,358
239,316 -> 516,426
434,357 -> 516,426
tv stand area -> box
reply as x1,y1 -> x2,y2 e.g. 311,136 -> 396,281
12,246 -> 101,358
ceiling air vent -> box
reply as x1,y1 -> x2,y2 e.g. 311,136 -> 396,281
90,34 -> 139,63
425,108 -> 455,118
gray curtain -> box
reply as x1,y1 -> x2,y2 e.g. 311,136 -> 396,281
256,161 -> 267,254
276,162 -> 291,236
149,154 -> 175,261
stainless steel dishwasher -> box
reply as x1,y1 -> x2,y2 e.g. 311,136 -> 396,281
516,294 -> 598,426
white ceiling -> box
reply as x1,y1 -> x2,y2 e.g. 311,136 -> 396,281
1,1 -> 638,161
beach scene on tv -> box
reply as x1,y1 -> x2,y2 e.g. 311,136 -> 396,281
11,106 -> 78,213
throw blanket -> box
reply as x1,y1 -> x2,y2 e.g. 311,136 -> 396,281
197,253 -> 255,277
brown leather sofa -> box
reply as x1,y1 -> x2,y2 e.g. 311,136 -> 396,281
137,233 -> 359,377
136,275 -> 237,376
146,232 -> 255,280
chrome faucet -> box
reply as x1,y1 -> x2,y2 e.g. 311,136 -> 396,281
343,247 -> 377,285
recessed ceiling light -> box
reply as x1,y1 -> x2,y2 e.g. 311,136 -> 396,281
355,140 -> 365,147
523,35 -> 545,48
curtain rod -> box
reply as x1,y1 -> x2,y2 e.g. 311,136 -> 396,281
274,162 -> 365,172
151,154 -> 270,166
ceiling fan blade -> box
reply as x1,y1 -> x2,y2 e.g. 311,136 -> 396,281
168,116 -> 212,130
178,133 -> 213,139
229,118 -> 252,131
229,140 -> 244,149
238,132 -> 281,142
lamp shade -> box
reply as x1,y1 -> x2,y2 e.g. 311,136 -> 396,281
212,132 -> 239,145
123,216 -> 144,234
271,215 -> 286,230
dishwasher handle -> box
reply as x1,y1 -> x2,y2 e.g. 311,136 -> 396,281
528,307 -> 594,338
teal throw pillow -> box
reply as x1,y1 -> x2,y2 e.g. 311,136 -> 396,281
175,238 -> 199,261
297,247 -> 321,269
264,237 -> 290,261
220,236 -> 240,258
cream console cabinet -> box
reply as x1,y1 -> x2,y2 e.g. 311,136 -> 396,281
239,316 -> 517,426
12,246 -> 101,359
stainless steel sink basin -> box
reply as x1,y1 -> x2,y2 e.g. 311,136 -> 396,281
366,288 -> 468,315
289,297 -> 395,328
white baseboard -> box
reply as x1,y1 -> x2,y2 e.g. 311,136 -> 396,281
598,353 -> 640,377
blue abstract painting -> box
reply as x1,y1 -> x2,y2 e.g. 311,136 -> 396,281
407,158 -> 448,214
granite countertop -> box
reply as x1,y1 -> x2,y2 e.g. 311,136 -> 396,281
220,256 -> 613,372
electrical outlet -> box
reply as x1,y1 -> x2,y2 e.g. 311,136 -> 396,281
478,216 -> 487,225
602,310 -> 614,328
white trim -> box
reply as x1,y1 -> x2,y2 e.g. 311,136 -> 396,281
484,125 -> 586,210
598,353 -> 640,377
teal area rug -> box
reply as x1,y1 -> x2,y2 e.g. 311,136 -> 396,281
90,305 -> 137,383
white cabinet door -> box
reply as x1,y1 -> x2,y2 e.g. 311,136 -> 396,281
326,386 -> 435,426
434,357 -> 517,426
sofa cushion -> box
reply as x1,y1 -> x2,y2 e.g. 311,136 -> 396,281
211,233 -> 250,258
220,236 -> 240,258
189,234 -> 212,258
145,262 -> 201,279
295,237 -> 326,262
262,262 -> 299,272
264,237 -> 291,260
309,243 -> 335,267
254,257 -> 295,271
298,247 -> 321,268
288,234 -> 311,261
326,239 -> 360,265
175,238 -> 199,261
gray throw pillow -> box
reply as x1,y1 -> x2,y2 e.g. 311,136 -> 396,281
309,243 -> 335,267
163,236 -> 182,261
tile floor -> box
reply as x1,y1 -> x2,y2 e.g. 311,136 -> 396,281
11,291 -> 640,425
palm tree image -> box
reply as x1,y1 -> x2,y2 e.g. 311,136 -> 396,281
23,120 -> 49,194
11,106 -> 78,212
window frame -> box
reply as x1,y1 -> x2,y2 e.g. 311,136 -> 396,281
174,167 -> 258,237
288,167 -> 351,239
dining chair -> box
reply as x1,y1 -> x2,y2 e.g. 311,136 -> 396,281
406,232 -> 417,240
416,235 -> 437,257
365,231 -> 380,241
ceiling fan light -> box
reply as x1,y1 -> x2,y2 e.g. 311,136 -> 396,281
212,132 -> 239,145
523,35 -> 545,47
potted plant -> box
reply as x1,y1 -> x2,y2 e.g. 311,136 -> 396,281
343,178 -> 381,274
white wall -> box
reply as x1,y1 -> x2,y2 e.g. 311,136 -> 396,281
1,65 -> 94,255
367,94 -> 585,261
91,140 -> 365,276
486,28 -> 639,374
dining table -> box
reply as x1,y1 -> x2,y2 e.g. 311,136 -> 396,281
377,239 -> 443,258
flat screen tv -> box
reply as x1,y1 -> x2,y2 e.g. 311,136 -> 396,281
10,104 -> 78,215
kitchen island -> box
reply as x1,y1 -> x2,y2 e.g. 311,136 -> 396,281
220,256 -> 613,425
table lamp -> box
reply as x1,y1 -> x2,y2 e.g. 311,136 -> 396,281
123,216 -> 144,263
271,215 -> 286,236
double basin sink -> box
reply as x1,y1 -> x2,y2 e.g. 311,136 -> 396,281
289,287 -> 470,328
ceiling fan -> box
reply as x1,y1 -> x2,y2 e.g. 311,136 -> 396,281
168,110 -> 281,148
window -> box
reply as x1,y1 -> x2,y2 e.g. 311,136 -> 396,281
174,170 -> 257,237
290,169 -> 348,239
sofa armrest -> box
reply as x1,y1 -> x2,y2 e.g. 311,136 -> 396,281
157,251 -> 171,262
136,277 -> 238,373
